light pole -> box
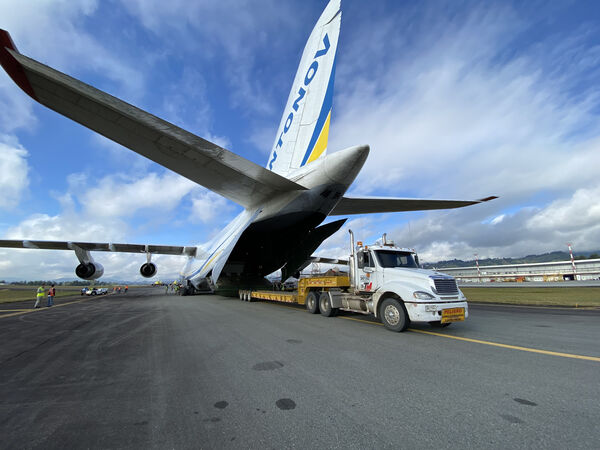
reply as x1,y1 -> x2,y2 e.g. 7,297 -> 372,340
567,243 -> 577,280
474,253 -> 481,283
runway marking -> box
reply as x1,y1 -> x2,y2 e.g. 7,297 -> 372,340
0,297 -> 95,319
338,316 -> 600,362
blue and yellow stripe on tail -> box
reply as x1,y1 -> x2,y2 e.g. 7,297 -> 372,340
300,59 -> 336,167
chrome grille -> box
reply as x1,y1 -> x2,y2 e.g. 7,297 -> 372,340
433,277 -> 458,295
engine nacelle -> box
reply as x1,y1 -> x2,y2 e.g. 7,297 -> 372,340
140,262 -> 157,278
75,262 -> 104,280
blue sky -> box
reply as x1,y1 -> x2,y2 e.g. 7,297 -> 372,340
1,0 -> 600,281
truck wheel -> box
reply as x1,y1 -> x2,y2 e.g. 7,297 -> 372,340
306,292 -> 319,314
380,297 -> 409,332
319,292 -> 337,317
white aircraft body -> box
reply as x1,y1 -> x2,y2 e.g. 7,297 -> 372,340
0,0 -> 494,293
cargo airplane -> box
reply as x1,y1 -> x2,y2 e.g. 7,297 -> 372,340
0,0 -> 495,294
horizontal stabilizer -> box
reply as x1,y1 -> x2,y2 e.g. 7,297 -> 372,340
0,29 -> 306,208
330,196 -> 498,215
0,240 -> 205,258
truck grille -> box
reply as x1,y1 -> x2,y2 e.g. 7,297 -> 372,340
432,277 -> 458,295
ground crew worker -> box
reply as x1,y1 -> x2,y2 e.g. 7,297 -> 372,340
34,285 -> 45,309
165,283 -> 169,294
47,284 -> 55,307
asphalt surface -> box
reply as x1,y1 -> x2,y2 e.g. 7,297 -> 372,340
1,288 -> 598,449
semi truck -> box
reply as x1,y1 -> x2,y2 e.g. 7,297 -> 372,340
239,230 -> 468,332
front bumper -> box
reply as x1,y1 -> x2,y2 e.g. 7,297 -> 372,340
405,301 -> 469,323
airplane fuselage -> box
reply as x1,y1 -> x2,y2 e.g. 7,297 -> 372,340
183,144 -> 369,288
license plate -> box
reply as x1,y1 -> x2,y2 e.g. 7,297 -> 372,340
441,307 -> 465,324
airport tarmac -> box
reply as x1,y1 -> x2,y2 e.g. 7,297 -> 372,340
1,288 -> 598,449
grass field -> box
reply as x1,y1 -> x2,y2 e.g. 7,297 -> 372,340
0,285 -> 139,304
461,287 -> 600,307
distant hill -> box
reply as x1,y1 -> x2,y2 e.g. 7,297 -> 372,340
423,250 -> 600,269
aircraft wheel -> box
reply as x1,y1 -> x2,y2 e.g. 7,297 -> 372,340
306,291 -> 319,314
380,297 -> 409,332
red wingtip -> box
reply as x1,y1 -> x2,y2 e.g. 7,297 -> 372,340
0,29 -> 38,100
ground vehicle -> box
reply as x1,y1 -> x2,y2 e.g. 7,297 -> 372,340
85,287 -> 108,296
239,231 -> 468,332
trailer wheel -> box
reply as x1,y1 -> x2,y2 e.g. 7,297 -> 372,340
380,297 -> 409,332
319,292 -> 337,317
306,291 -> 319,314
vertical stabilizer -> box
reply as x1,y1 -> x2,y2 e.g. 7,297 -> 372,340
266,0 -> 341,176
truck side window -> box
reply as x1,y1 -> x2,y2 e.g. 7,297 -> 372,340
365,252 -> 375,268
357,251 -> 365,269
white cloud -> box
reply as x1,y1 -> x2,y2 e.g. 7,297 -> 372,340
115,0 -> 304,117
0,0 -> 145,100
330,5 -> 600,204
189,190 -> 233,224
379,183 -> 600,263
79,172 -> 196,218
0,136 -> 29,209
527,186 -> 600,234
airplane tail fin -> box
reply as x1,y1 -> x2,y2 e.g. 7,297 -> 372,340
266,0 -> 341,176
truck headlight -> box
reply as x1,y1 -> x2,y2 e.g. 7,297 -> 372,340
413,291 -> 435,300
425,304 -> 438,312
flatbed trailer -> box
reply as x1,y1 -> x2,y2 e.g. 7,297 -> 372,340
239,275 -> 351,305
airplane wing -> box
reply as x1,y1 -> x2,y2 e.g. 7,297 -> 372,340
329,196 -> 498,215
0,240 -> 205,258
0,30 -> 306,209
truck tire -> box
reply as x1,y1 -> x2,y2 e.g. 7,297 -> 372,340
379,297 -> 409,332
319,292 -> 337,317
306,291 -> 319,314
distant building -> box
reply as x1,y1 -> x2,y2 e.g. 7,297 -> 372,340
439,259 -> 600,282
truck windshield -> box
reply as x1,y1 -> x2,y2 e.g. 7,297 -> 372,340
375,250 -> 418,268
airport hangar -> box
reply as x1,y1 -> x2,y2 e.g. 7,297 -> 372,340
438,258 -> 600,282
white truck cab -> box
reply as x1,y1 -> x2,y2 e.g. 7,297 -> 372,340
325,231 -> 468,331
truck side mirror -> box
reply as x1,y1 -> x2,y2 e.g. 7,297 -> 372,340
363,267 -> 374,273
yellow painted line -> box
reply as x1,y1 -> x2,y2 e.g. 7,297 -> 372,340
338,316 -> 600,362
0,309 -> 32,312
0,297 -> 96,319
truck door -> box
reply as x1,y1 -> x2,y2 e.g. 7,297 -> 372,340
357,250 -> 376,291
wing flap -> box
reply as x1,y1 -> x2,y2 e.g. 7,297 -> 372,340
0,30 -> 306,208
330,196 -> 497,215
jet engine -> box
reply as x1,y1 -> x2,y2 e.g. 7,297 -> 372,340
140,262 -> 157,278
75,262 -> 104,280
